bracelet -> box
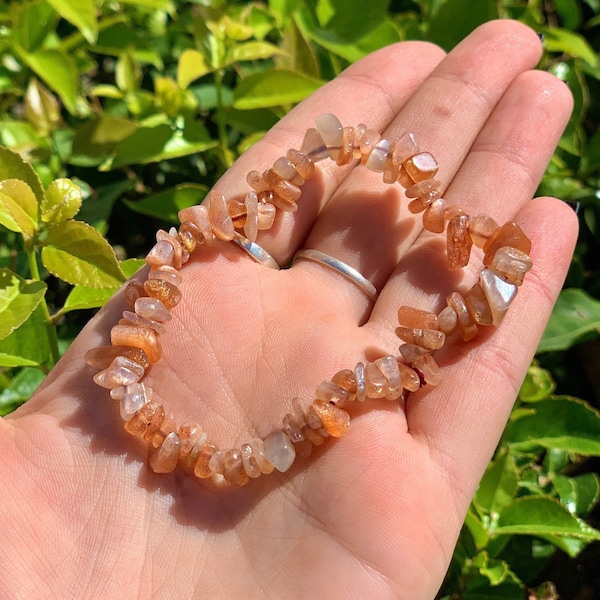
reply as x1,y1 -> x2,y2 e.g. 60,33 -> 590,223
84,114 -> 532,486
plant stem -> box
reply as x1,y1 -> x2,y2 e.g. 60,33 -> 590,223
214,68 -> 232,167
25,242 -> 60,367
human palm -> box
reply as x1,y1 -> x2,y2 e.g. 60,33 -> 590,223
0,21 -> 578,600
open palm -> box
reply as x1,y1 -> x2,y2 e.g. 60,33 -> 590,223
0,21 -> 578,600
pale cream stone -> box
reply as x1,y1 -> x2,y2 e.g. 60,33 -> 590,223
263,431 -> 296,473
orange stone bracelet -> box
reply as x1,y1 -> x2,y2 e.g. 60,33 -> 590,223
85,114 -> 533,486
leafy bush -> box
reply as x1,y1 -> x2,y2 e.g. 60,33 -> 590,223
1,0 -> 600,597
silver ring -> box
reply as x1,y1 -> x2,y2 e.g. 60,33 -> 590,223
231,233 -> 280,270
293,249 -> 377,301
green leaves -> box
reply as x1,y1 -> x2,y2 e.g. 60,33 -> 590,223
0,269 -> 46,341
539,288 -> 600,352
0,179 -> 38,236
42,221 -> 126,288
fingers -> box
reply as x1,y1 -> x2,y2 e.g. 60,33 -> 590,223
406,198 -> 578,507
294,20 -> 545,320
210,40 -> 446,264
370,67 -> 573,326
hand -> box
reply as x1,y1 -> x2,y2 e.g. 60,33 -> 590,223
0,20 -> 577,600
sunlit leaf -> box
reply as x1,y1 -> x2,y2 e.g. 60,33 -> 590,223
177,49 -> 212,89
0,146 -> 44,202
233,69 -> 323,109
0,269 -> 47,341
0,179 -> 39,236
0,367 -> 45,416
519,365 -> 555,402
495,496 -> 600,542
47,0 -> 97,43
41,178 -> 82,224
21,48 -> 79,115
0,304 -> 50,367
228,41 -> 283,64
538,288 -> 600,352
474,452 -> 519,516
123,183 -> 207,222
24,79 -> 61,135
503,396 -> 600,455
41,220 -> 126,288
63,258 -> 144,312
552,473 -> 600,517
540,26 -> 598,67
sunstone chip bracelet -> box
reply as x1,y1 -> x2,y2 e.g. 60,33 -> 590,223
85,113 -> 532,486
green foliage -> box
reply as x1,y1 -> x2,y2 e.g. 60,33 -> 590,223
0,0 -> 599,597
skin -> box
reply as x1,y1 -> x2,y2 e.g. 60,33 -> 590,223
0,20 -> 578,600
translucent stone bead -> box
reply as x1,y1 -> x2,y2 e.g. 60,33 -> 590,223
364,362 -> 388,398
84,345 -> 150,370
178,220 -> 203,253
382,160 -> 400,184
395,326 -> 445,350
412,354 -> 441,387
178,205 -> 213,246
93,355 -> 145,389
446,292 -> 478,341
156,230 -> 183,269
444,205 -> 465,223
241,443 -> 262,479
151,411 -> 177,448
257,202 -> 276,230
315,113 -> 343,160
208,449 -> 227,474
399,343 -> 431,363
110,323 -> 161,363
287,148 -> 314,180
291,397 -> 308,428
111,381 -> 152,401
149,432 -> 180,474
143,279 -> 181,309
422,198 -> 447,233
135,296 -> 171,323
148,265 -> 183,288
271,177 -> 301,207
183,432 -> 208,468
282,413 -> 305,442
123,280 -> 147,307
304,426 -> 326,446
392,132 -> 419,165
403,152 -> 438,183
208,190 -> 235,241
142,403 -> 166,442
397,306 -> 439,330
315,380 -> 349,407
405,178 -> 441,199
437,306 -> 458,335
243,191 -> 259,241
480,268 -> 518,326
336,126 -> 355,166
310,400 -> 350,437
178,423 -> 203,458
490,246 -> 532,286
374,355 -> 401,393
227,199 -> 247,229
263,431 -> 296,473
145,239 -> 174,267
447,214 -> 472,270
331,368 -> 357,396
365,138 -> 392,172
222,449 -> 250,486
193,441 -> 218,478
246,170 -> 270,193
465,283 -> 493,326
483,221 -> 531,267
120,385 -> 148,420
352,123 -> 367,159
354,362 -> 366,401
273,156 -> 304,186
408,190 -> 441,214
249,437 -> 275,474
301,128 -> 329,161
124,401 -> 160,437
121,311 -> 165,334
359,129 -> 381,163
398,362 -> 420,392
469,214 -> 498,248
